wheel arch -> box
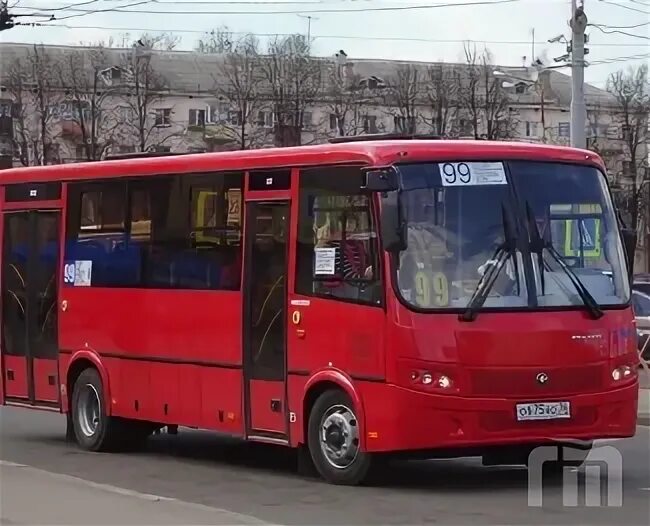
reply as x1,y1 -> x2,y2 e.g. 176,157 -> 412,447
65,350 -> 112,416
301,369 -> 365,450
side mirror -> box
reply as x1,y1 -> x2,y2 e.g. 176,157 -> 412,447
621,228 -> 636,279
379,190 -> 406,253
365,168 -> 399,192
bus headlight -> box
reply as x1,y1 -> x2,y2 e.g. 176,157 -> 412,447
611,365 -> 634,381
411,370 -> 454,389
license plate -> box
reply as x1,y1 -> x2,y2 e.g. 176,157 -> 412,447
516,401 -> 571,421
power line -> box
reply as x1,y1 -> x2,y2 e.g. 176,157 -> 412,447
30,0 -> 525,18
589,24 -> 650,41
22,0 -> 344,5
41,0 -> 102,11
591,21 -> 650,29
589,52 -> 650,65
36,22 -> 650,48
597,0 -> 650,15
52,0 -> 156,21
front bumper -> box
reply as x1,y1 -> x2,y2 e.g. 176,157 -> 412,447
360,380 -> 639,453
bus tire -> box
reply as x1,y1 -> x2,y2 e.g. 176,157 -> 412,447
71,367 -> 121,452
307,389 -> 371,485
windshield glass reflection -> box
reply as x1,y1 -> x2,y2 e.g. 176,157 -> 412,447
395,161 -> 629,311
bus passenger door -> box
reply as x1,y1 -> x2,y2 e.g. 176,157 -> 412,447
243,200 -> 289,441
2,210 -> 61,407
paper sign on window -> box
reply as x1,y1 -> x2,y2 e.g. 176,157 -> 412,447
227,189 -> 241,226
64,260 -> 92,286
438,162 -> 507,186
314,247 -> 336,275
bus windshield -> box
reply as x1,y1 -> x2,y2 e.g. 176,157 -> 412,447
395,160 -> 630,311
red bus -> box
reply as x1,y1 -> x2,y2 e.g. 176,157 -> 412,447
0,139 -> 640,485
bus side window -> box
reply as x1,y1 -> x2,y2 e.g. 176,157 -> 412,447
295,166 -> 382,306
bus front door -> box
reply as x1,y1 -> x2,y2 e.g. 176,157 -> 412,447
1,210 -> 60,407
242,201 -> 289,441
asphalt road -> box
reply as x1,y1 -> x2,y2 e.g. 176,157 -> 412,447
1,407 -> 648,526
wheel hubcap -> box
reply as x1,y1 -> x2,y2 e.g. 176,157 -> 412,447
319,404 -> 360,469
78,383 -> 101,437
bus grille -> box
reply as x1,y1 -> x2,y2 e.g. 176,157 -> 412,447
468,365 -> 604,397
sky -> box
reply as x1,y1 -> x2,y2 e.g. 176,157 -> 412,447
3,0 -> 649,87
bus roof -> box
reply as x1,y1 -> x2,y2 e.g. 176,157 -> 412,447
0,140 -> 605,185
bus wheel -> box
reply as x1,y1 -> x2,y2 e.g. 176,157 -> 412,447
71,368 -> 119,451
307,389 -> 371,485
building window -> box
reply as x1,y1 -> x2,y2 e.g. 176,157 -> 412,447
75,143 -> 100,160
394,115 -> 416,133
525,121 -> 539,137
295,166 -> 382,305
558,122 -> 570,138
0,101 -> 13,117
226,110 -> 242,126
459,119 -> 473,136
155,108 -> 171,127
363,115 -> 378,134
257,111 -> 273,128
64,173 -> 244,290
151,145 -> 171,153
116,145 -> 135,154
515,82 -> 527,94
189,109 -> 205,127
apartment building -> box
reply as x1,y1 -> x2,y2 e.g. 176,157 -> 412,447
0,42 -> 632,164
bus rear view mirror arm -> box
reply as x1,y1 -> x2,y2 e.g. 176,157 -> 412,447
621,227 -> 636,280
379,191 -> 407,253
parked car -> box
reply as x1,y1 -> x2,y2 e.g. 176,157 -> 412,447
631,277 -> 650,361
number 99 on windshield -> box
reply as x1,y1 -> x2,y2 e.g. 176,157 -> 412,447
414,271 -> 449,308
438,162 -> 508,187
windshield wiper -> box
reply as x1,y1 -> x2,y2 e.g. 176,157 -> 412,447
524,202 -> 604,320
460,205 -> 518,322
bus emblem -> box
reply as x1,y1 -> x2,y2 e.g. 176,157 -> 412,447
536,372 -> 549,384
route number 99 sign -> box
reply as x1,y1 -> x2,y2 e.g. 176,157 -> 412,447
438,162 -> 507,187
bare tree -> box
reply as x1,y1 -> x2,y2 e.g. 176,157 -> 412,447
4,46 -> 62,165
5,59 -> 32,166
422,64 -> 458,137
457,43 -> 516,139
196,26 -> 235,54
211,35 -> 268,150
137,33 -> 181,51
478,49 -> 516,139
118,46 -> 178,152
607,64 -> 650,241
320,60 -> 372,138
384,64 -> 420,134
457,44 -> 481,138
261,34 -> 322,146
57,48 -> 124,160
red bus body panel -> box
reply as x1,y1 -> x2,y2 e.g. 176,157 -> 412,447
0,140 -> 638,457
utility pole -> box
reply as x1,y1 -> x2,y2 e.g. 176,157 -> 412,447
0,1 -> 15,32
569,0 -> 588,149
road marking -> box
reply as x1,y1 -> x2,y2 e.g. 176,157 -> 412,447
0,460 -> 280,525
